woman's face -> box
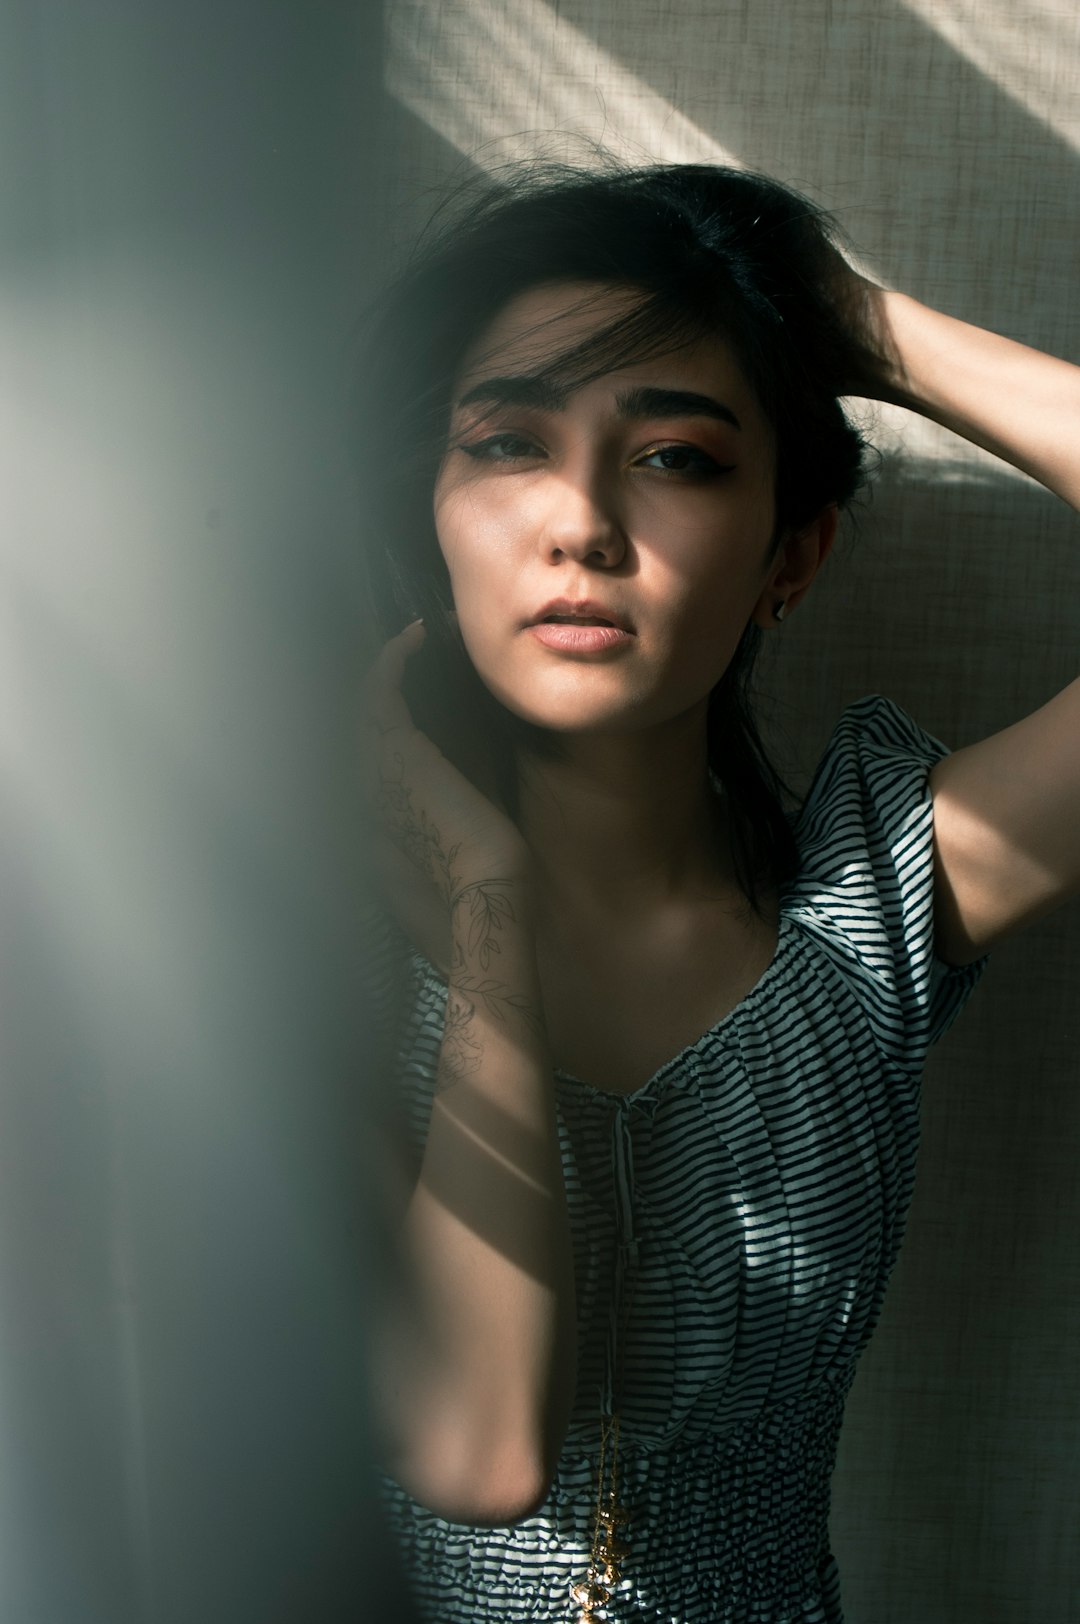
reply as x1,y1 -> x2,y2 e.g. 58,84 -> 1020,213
433,281 -> 811,737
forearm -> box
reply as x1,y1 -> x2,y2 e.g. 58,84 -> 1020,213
375,875 -> 576,1525
873,290 -> 1080,510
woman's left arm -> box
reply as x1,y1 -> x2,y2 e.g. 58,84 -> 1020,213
854,287 -> 1080,966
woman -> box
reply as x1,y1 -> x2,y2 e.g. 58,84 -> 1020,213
357,165 -> 1080,1623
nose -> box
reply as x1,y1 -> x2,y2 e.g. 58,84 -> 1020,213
538,464 -> 627,568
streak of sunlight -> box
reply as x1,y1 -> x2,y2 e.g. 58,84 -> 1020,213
385,0 -> 741,170
900,0 -> 1080,156
384,0 -> 1043,482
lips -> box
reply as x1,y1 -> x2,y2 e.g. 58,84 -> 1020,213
528,598 -> 633,633
524,598 -> 635,655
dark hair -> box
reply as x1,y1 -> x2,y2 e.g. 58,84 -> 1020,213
355,162 -> 872,900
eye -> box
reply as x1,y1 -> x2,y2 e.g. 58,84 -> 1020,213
457,432 -> 544,463
636,443 -> 735,477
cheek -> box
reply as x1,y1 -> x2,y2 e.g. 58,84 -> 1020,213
433,488 -> 479,607
664,601 -> 752,708
434,482 -> 531,629
432,505 -> 505,679
650,527 -> 772,696
435,480 -> 501,574
648,518 -> 772,640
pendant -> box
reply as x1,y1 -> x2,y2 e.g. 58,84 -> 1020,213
569,1411 -> 630,1622
570,1580 -> 611,1609
569,1488 -> 630,1619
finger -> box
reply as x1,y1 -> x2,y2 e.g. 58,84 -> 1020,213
362,620 -> 426,733
382,618 -> 427,678
364,621 -> 423,704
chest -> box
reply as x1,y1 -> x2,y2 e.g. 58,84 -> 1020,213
548,943 -> 918,1444
536,896 -> 779,1095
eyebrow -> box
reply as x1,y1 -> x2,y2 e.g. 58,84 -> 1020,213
456,376 -> 567,413
455,376 -> 742,431
615,385 -> 741,431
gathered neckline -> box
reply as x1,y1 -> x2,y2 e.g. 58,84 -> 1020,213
410,909 -> 802,1108
552,911 -> 799,1103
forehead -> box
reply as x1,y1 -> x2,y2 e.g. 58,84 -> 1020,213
460,281 -> 642,374
455,280 -> 762,424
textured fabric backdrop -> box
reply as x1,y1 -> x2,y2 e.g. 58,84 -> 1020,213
375,3 -> 1080,1619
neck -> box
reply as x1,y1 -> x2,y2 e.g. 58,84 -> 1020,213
514,704 -> 733,913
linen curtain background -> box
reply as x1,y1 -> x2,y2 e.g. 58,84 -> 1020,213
375,3 -> 1080,1620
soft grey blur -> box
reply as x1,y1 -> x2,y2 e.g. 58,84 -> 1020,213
376,2 -> 1080,1619
1,4 -> 401,1620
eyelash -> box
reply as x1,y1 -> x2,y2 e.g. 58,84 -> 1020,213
456,433 -> 734,479
459,433 -> 542,463
638,445 -> 734,477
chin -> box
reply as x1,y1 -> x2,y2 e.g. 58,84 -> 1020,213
466,649 -> 689,737
480,682 -> 661,738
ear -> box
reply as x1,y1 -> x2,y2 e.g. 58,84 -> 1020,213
750,503 -> 838,629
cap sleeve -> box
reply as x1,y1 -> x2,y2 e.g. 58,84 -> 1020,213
784,694 -> 987,1075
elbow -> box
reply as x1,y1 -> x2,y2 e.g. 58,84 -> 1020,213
374,1331 -> 575,1526
390,1440 -> 555,1527
445,1471 -> 553,1529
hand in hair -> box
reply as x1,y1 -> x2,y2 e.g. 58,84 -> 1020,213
810,237 -> 897,402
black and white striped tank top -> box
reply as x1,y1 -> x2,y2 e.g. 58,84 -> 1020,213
373,696 -> 987,1624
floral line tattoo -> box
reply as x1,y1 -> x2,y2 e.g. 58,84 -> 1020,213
450,973 -> 544,1041
436,882 -> 544,1095
437,987 -> 483,1090
435,973 -> 545,1094
449,878 -> 518,972
374,748 -> 459,900
373,747 -> 542,1093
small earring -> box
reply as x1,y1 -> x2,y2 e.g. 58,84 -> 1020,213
773,600 -> 788,622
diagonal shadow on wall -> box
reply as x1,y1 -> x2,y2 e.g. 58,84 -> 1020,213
495,0 -> 1080,349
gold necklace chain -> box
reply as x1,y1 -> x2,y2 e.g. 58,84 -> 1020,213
571,1106 -> 639,1621
569,1412 -> 630,1622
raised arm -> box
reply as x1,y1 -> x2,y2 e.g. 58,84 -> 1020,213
837,275 -> 1080,967
363,624 -> 576,1524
